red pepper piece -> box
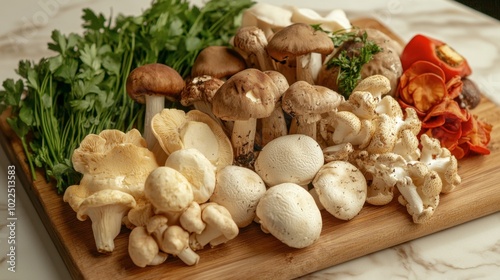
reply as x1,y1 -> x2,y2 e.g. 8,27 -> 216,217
401,34 -> 472,81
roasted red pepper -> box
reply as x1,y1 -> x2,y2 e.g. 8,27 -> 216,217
400,34 -> 472,82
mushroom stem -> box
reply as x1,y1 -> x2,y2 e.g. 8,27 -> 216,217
177,247 -> 200,266
296,54 -> 320,85
86,205 -> 128,254
260,106 -> 287,146
290,115 -> 317,139
231,118 -> 257,165
194,224 -> 223,247
144,94 -> 166,149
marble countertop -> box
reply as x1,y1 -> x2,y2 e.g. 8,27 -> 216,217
1,0 -> 499,279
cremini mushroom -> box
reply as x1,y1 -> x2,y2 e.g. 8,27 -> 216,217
260,70 -> 289,146
160,225 -> 200,266
128,226 -> 168,267
254,134 -> 324,187
180,75 -> 225,124
126,63 -> 185,161
255,182 -> 322,248
212,68 -> 279,167
152,108 -> 233,170
267,23 -> 334,84
232,26 -> 274,71
282,81 -> 344,139
191,46 -> 246,80
210,165 -> 267,228
312,160 -> 367,220
165,148 -> 216,204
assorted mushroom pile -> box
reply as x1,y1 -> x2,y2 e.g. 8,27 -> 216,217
64,3 -> 462,268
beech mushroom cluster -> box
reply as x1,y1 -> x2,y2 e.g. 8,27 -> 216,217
64,3 -> 463,269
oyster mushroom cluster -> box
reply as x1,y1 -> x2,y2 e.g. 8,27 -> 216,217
64,3 -> 462,269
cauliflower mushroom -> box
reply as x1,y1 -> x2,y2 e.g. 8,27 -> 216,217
160,225 -> 200,266
212,68 -> 279,167
255,182 -> 322,248
165,148 -> 216,204
254,134 -> 324,187
128,226 -> 168,268
210,165 -> 267,228
312,161 -> 367,220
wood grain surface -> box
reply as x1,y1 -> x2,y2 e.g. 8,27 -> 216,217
1,18 -> 499,280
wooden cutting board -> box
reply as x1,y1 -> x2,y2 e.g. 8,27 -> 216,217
1,18 -> 499,280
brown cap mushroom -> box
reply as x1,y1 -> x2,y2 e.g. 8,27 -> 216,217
282,81 -> 344,140
212,68 -> 279,166
267,23 -> 334,84
260,70 -> 289,146
232,26 -> 274,71
126,63 -> 185,160
191,46 -> 246,80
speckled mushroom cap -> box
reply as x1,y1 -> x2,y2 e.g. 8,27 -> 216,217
180,75 -> 224,107
191,46 -> 247,79
266,23 -> 334,63
212,68 -> 278,121
126,63 -> 185,104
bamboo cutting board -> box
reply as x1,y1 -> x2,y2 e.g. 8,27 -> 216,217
1,18 -> 500,280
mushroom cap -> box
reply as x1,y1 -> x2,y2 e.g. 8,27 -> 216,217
179,201 -> 206,234
144,166 -> 194,213
151,108 -> 233,169
212,68 -> 279,121
210,165 -> 267,228
191,46 -> 246,79
254,134 -> 324,186
77,188 -> 136,221
282,81 -> 343,119
128,226 -> 167,268
312,160 -> 367,220
263,70 -> 289,100
233,26 -> 269,55
267,23 -> 334,63
126,63 -> 185,104
180,75 -> 224,106
255,182 -> 322,248
161,225 -> 189,255
165,148 -> 216,204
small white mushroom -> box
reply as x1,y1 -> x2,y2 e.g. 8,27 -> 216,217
255,182 -> 322,248
210,165 -> 267,228
128,226 -> 168,268
254,134 -> 324,187
160,225 -> 200,266
312,161 -> 367,220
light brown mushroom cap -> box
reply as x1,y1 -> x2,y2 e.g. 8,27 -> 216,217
126,63 -> 185,104
312,161 -> 367,220
152,108 -> 233,169
191,46 -> 246,80
254,134 -> 324,186
124,198 -> 155,229
266,23 -> 334,63
165,148 -> 216,204
128,226 -> 168,268
212,68 -> 278,121
255,182 -> 322,248
144,166 -> 194,213
210,165 -> 267,228
181,75 -> 224,107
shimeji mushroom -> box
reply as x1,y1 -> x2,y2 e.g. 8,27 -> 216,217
126,63 -> 185,163
160,225 -> 200,266
190,202 -> 239,250
152,108 -> 233,170
255,182 -> 322,249
128,226 -> 168,267
254,134 -> 324,187
312,161 -> 367,220
165,148 -> 217,204
212,68 -> 279,167
267,23 -> 334,84
210,165 -> 267,228
65,129 -> 159,253
282,81 -> 344,139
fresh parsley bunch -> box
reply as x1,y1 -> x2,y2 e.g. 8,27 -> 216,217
0,0 -> 254,193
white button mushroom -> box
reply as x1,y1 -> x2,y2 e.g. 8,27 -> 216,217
255,182 -> 322,248
254,134 -> 324,187
210,165 -> 267,228
312,160 -> 367,220
128,226 -> 168,268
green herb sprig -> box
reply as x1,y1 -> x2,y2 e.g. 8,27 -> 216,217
0,0 -> 254,193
